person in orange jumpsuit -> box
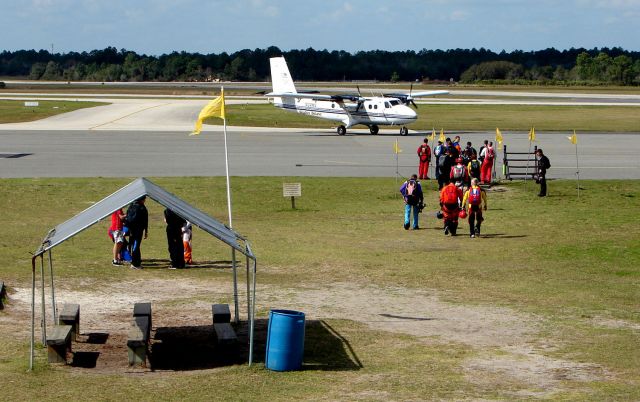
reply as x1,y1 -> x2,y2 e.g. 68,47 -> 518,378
462,178 -> 488,238
417,138 -> 431,180
439,182 -> 463,236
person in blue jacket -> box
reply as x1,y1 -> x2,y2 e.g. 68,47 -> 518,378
400,174 -> 424,230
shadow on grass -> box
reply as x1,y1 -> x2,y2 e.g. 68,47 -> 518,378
379,313 -> 434,321
147,319 -> 362,371
83,332 -> 109,344
480,233 -> 527,239
140,259 -> 233,270
71,351 -> 100,368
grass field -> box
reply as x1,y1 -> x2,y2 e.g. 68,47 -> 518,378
0,100 -> 108,123
206,103 -> 640,132
0,177 -> 638,400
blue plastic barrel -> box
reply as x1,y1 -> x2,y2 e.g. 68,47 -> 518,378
265,309 -> 305,371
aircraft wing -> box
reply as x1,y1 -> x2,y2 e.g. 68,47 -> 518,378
266,92 -> 334,100
406,90 -> 450,97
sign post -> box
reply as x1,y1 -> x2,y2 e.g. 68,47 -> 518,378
283,183 -> 301,209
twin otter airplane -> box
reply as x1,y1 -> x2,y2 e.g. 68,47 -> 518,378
266,56 -> 448,136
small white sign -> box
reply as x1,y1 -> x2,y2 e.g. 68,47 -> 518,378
24,101 -> 39,107
283,183 -> 301,197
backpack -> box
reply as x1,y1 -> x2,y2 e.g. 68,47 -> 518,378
452,165 -> 465,180
438,155 -> 448,168
469,160 -> 481,177
405,180 -> 419,205
442,185 -> 459,204
469,188 -> 482,206
419,145 -> 430,162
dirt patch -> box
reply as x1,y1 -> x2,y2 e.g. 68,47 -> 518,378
8,278 -> 607,394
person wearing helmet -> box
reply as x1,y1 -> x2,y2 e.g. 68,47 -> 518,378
439,182 -> 463,236
462,178 -> 488,238
450,157 -> 469,190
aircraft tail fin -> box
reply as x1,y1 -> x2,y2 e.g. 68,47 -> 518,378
270,57 -> 297,94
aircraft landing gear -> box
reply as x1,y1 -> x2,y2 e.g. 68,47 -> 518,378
337,125 -> 347,135
369,125 -> 379,135
400,127 -> 409,136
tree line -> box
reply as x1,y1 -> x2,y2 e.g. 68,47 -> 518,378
1,46 -> 639,85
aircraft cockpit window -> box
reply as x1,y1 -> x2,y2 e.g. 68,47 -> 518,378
389,100 -> 400,106
384,102 -> 391,108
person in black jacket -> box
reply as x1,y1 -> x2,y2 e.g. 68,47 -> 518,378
536,149 -> 551,197
164,209 -> 186,269
126,196 -> 148,269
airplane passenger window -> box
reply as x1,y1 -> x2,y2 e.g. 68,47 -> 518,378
385,102 -> 390,108
332,103 -> 335,108
374,105 -> 378,109
368,104 -> 372,109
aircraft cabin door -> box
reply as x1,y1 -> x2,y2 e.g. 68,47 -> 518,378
382,100 -> 393,124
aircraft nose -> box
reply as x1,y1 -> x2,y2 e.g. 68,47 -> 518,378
404,105 -> 417,118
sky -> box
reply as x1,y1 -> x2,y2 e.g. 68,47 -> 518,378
2,0 -> 640,55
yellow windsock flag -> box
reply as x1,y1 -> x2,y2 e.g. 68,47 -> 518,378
191,88 -> 226,135
393,139 -> 402,154
568,130 -> 578,145
429,128 -> 436,141
528,127 -> 536,142
439,128 -> 445,143
495,128 -> 503,145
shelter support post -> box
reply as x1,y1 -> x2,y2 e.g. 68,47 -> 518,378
249,256 -> 257,366
48,250 -> 57,323
30,255 -> 36,371
232,248 -> 239,324
246,254 -> 251,324
40,256 -> 47,345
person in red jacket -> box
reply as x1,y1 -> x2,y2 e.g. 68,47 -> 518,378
417,138 -> 431,180
439,182 -> 463,236
480,141 -> 495,184
108,208 -> 126,265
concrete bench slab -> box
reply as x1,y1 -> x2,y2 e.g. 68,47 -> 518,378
0,281 -> 6,310
58,303 -> 80,341
127,316 -> 150,367
46,324 -> 72,364
133,302 -> 152,338
212,304 -> 231,324
214,323 -> 237,345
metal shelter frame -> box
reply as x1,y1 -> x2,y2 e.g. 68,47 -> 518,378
29,178 -> 257,370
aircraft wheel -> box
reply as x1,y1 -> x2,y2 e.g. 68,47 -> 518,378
400,127 -> 409,136
337,125 -> 347,135
369,125 -> 379,135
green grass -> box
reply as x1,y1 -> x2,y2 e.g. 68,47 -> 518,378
0,177 -> 639,399
0,100 -> 108,123
206,103 -> 640,132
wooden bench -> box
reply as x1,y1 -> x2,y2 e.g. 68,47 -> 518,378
0,281 -> 6,310
133,302 -> 152,339
46,324 -> 72,364
58,303 -> 80,341
212,304 -> 237,345
127,316 -> 150,367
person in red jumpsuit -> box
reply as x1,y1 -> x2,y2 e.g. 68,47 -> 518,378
417,138 -> 431,180
480,141 -> 495,184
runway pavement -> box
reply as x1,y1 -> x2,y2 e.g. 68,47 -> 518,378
1,128 -> 638,179
0,93 -> 639,179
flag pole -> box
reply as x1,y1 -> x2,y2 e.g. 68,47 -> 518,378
220,86 -> 240,324
575,141 -> 580,199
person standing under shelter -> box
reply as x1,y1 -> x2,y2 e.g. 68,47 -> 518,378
164,209 -> 186,269
417,138 -> 431,180
400,174 -> 424,230
108,208 -> 126,266
126,196 -> 148,270
536,148 -> 551,197
462,178 -> 487,238
182,221 -> 193,265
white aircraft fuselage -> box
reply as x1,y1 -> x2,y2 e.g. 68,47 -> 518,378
271,96 -> 417,128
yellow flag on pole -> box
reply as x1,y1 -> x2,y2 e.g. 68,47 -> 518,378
495,128 -> 503,146
429,128 -> 436,141
439,128 -> 445,143
191,88 -> 226,135
393,139 -> 402,154
568,130 -> 578,144
528,127 -> 536,142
